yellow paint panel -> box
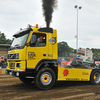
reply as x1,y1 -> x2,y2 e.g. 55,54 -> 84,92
58,67 -> 92,81
52,30 -> 57,59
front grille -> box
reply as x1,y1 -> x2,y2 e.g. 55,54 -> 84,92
9,63 -> 15,69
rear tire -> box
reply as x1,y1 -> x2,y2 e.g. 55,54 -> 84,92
90,70 -> 100,85
19,76 -> 34,84
34,67 -> 56,90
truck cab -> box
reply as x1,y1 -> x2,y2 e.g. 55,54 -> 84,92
6,25 -> 58,89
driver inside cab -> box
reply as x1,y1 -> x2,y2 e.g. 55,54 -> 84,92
36,36 -> 46,46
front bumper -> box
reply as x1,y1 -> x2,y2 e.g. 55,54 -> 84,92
5,69 -> 26,77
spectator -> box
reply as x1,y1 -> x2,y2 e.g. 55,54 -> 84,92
3,61 -> 7,68
1,54 -> 4,68
71,57 -> 73,61
58,58 -> 61,66
4,57 -> 7,65
0,57 -> 2,68
62,57 -> 65,61
1,54 -> 4,59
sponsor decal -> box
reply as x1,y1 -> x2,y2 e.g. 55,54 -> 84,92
66,78 -> 88,81
28,52 -> 36,59
78,50 -> 85,54
66,78 -> 80,81
63,69 -> 69,76
82,72 -> 89,75
49,37 -> 56,45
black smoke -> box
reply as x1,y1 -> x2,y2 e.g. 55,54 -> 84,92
42,0 -> 58,28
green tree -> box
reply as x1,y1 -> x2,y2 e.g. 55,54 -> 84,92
6,39 -> 12,44
58,41 -> 74,57
91,48 -> 100,58
0,33 -> 12,44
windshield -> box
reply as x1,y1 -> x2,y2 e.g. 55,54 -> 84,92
11,33 -> 29,49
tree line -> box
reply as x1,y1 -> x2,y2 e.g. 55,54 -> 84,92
58,41 -> 75,57
0,33 -> 12,44
0,32 -> 100,58
58,41 -> 100,58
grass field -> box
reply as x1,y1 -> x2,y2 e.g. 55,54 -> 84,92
0,68 -> 6,74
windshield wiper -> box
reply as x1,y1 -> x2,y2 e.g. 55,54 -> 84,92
14,44 -> 20,49
14,44 -> 20,47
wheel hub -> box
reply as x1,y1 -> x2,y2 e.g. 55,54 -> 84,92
94,75 -> 96,79
43,75 -> 49,82
40,72 -> 52,85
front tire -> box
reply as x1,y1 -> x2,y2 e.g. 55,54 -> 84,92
19,77 -> 34,84
90,70 -> 100,85
34,67 -> 56,90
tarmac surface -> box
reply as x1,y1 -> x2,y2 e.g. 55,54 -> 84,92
0,74 -> 100,100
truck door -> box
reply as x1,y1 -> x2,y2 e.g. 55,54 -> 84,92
26,32 -> 48,69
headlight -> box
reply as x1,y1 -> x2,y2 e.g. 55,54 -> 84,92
7,53 -> 19,59
16,53 -> 19,59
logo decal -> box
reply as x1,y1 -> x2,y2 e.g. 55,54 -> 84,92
28,52 -> 36,59
63,69 -> 69,76
49,37 -> 56,45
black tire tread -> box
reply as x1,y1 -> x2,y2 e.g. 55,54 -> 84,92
34,67 -> 56,90
90,70 -> 100,85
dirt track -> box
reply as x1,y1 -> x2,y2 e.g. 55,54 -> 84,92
0,74 -> 100,100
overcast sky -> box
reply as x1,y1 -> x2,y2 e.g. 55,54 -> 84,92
0,0 -> 100,49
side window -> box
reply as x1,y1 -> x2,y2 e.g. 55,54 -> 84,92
30,33 -> 46,47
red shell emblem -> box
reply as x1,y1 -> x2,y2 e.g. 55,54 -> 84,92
63,69 -> 69,76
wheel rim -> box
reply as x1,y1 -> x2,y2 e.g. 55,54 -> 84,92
40,72 -> 52,85
94,72 -> 100,83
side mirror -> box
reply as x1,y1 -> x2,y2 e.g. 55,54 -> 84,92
31,35 -> 36,44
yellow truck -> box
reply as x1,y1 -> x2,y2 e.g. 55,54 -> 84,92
6,24 -> 100,89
